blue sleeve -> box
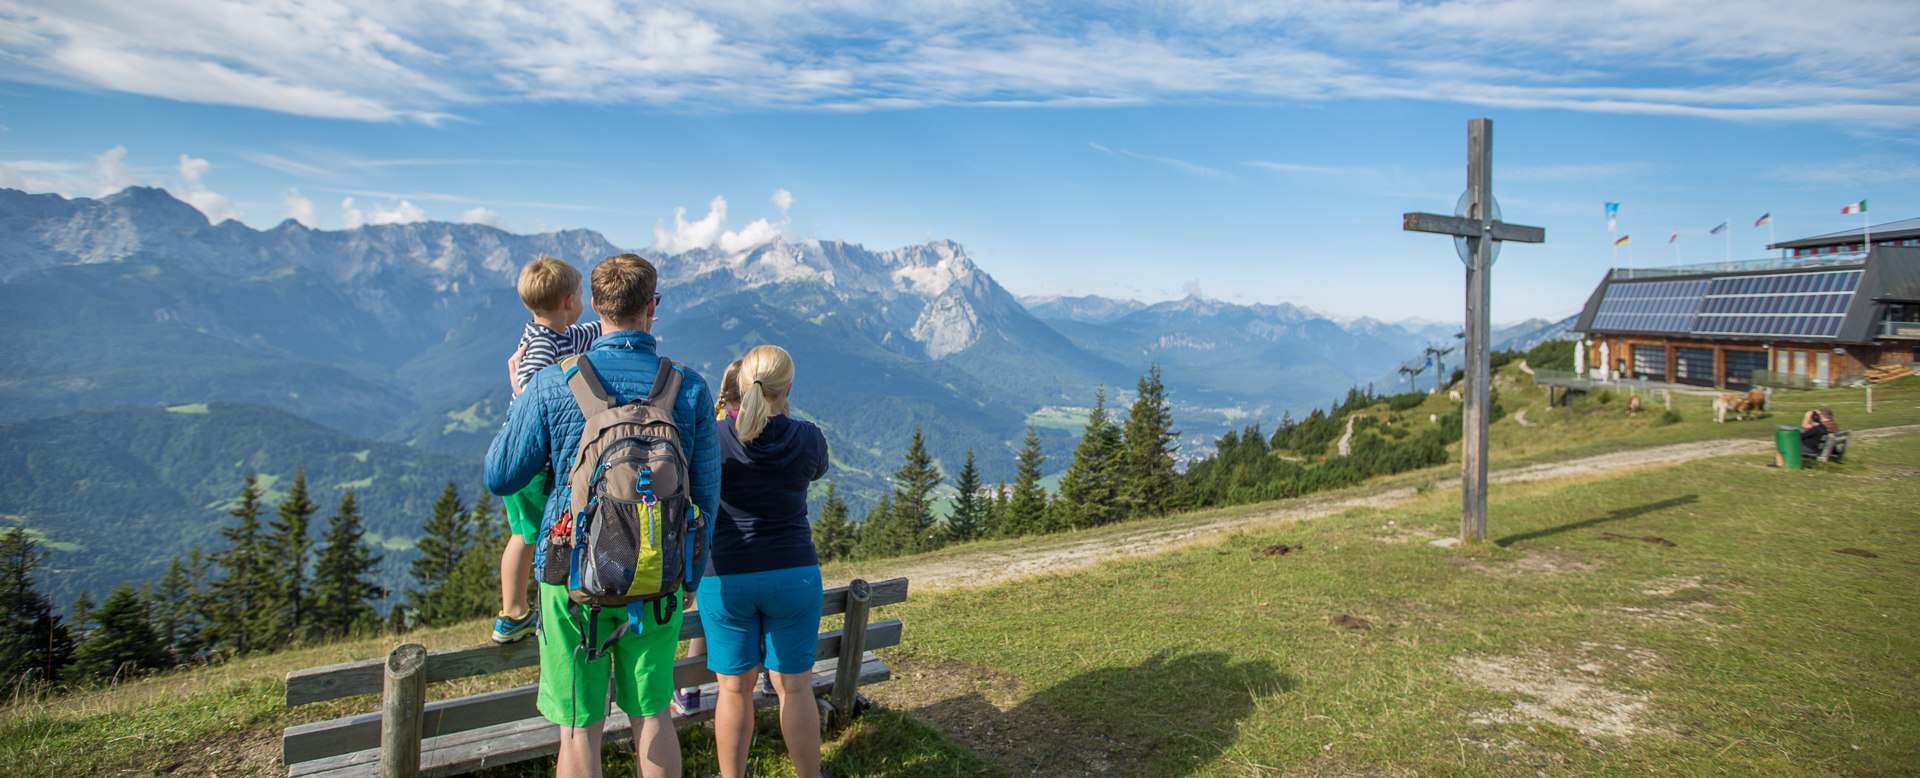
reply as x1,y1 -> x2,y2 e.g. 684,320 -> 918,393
685,373 -> 720,521
811,426 -> 831,481
485,379 -> 551,496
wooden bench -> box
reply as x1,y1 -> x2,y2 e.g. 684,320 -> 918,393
1817,430 -> 1850,463
281,577 -> 907,777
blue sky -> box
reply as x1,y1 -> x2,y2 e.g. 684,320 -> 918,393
2,0 -> 1917,323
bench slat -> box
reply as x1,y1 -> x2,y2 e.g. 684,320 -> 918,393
284,620 -> 902,765
290,654 -> 891,778
286,578 -> 907,707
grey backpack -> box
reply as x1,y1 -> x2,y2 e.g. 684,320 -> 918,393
540,354 -> 704,644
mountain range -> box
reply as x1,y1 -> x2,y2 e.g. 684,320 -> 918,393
0,186 -> 1532,604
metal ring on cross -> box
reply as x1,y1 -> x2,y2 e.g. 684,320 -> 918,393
1453,190 -> 1502,266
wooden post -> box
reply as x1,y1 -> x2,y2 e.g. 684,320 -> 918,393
829,579 -> 872,727
380,643 -> 427,778
1866,384 -> 1873,413
1460,118 -> 1494,545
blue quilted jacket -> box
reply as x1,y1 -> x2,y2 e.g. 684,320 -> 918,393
484,329 -> 719,577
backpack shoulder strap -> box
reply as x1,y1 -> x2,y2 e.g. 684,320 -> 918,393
564,355 -> 614,417
644,357 -> 682,409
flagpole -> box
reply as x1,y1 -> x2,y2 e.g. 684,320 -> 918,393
1725,216 -> 1733,266
1864,207 -> 1872,256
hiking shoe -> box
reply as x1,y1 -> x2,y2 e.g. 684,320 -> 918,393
491,609 -> 539,643
762,672 -> 776,695
671,687 -> 702,716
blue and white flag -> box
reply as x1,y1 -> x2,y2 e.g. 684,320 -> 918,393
1709,221 -> 1728,235
1606,202 -> 1619,232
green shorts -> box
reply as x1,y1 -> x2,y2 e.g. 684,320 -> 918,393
503,470 -> 548,545
535,583 -> 684,728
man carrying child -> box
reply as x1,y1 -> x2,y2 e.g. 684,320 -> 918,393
486,253 -> 719,778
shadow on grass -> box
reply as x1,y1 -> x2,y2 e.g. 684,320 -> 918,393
865,649 -> 1291,777
1495,494 -> 1699,547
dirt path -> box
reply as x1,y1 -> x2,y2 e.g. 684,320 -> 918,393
855,425 -> 1920,593
1336,414 -> 1358,457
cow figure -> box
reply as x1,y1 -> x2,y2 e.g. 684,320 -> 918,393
1626,394 -> 1643,416
1712,389 -> 1769,423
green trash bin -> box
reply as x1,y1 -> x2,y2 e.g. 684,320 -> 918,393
1775,425 -> 1803,470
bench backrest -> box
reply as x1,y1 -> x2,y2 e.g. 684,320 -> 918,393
282,578 -> 908,768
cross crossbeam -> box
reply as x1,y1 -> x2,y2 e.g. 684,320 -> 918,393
1402,212 -> 1544,244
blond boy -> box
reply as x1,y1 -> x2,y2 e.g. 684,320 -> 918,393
493,256 -> 601,643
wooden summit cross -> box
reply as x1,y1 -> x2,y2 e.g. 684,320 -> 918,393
1403,118 -> 1544,544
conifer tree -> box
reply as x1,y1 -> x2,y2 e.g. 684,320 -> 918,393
857,494 -> 908,558
885,428 -> 943,553
1055,387 -> 1123,529
72,584 -> 167,683
408,481 -> 469,627
150,553 -> 201,663
945,450 -> 987,543
1002,425 -> 1049,537
309,491 -> 383,641
986,481 -> 1010,538
1119,365 -> 1180,518
0,528 -> 74,687
444,491 -> 506,623
811,482 -> 858,563
261,467 -> 317,645
68,590 -> 95,639
207,474 -> 269,655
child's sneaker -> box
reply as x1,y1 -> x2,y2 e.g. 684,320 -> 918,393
671,687 -> 702,715
491,609 -> 538,644
762,672 -> 776,695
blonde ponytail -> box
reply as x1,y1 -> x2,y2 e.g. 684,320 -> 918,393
734,345 -> 794,444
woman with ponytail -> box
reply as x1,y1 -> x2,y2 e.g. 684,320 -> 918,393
700,345 -> 833,778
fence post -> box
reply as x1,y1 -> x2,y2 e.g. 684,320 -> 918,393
380,642 -> 427,778
830,579 -> 872,727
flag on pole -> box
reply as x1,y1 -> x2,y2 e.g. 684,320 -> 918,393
1709,221 -> 1729,235
1605,202 -> 1619,231
1615,235 -> 1631,246
1842,200 -> 1867,214
1669,231 -> 1678,243
1754,212 -> 1772,227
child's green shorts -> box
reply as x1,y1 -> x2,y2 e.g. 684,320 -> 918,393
534,583 -> 684,727
502,470 -> 548,545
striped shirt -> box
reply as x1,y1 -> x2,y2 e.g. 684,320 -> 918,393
515,320 -> 602,390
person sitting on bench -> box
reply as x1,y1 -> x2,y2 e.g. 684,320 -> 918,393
1774,409 -> 1832,467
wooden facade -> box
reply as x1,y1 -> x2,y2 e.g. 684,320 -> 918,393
1583,335 -> 1914,390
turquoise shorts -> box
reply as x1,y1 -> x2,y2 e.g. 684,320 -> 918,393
696,565 -> 823,675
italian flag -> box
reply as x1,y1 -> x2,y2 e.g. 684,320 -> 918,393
1842,200 -> 1867,214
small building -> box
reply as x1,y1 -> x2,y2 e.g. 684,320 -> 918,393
1571,219 -> 1920,390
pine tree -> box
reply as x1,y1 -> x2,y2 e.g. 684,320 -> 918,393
150,554 -> 199,663
0,528 -> 75,687
945,450 -> 987,543
207,474 -> 269,655
444,490 -> 506,624
986,480 -> 1010,538
1119,365 -> 1180,518
811,482 -> 858,563
408,481 -> 470,627
260,467 -> 317,645
309,491 -> 383,641
68,591 -> 95,639
1055,387 -> 1123,529
72,584 -> 167,683
857,494 -> 909,559
1002,425 -> 1049,537
886,428 -> 943,553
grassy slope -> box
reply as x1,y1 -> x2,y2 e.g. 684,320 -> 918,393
3,378 -> 1915,776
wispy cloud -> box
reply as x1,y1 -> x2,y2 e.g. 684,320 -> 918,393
2,1 -> 1916,124
1090,143 -> 1231,180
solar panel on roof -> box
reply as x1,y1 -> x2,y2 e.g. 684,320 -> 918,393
1688,269 -> 1859,339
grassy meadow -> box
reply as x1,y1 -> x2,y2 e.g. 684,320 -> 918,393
2,378 -> 1916,776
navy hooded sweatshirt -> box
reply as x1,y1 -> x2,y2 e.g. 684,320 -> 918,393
708,414 -> 830,576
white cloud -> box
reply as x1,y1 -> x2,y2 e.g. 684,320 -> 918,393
340,196 -> 427,228
281,188 -> 317,226
1091,143 -> 1231,180
1,1 -> 1914,124
461,206 -> 501,226
173,154 -> 242,223
651,192 -> 789,254
94,145 -> 135,196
